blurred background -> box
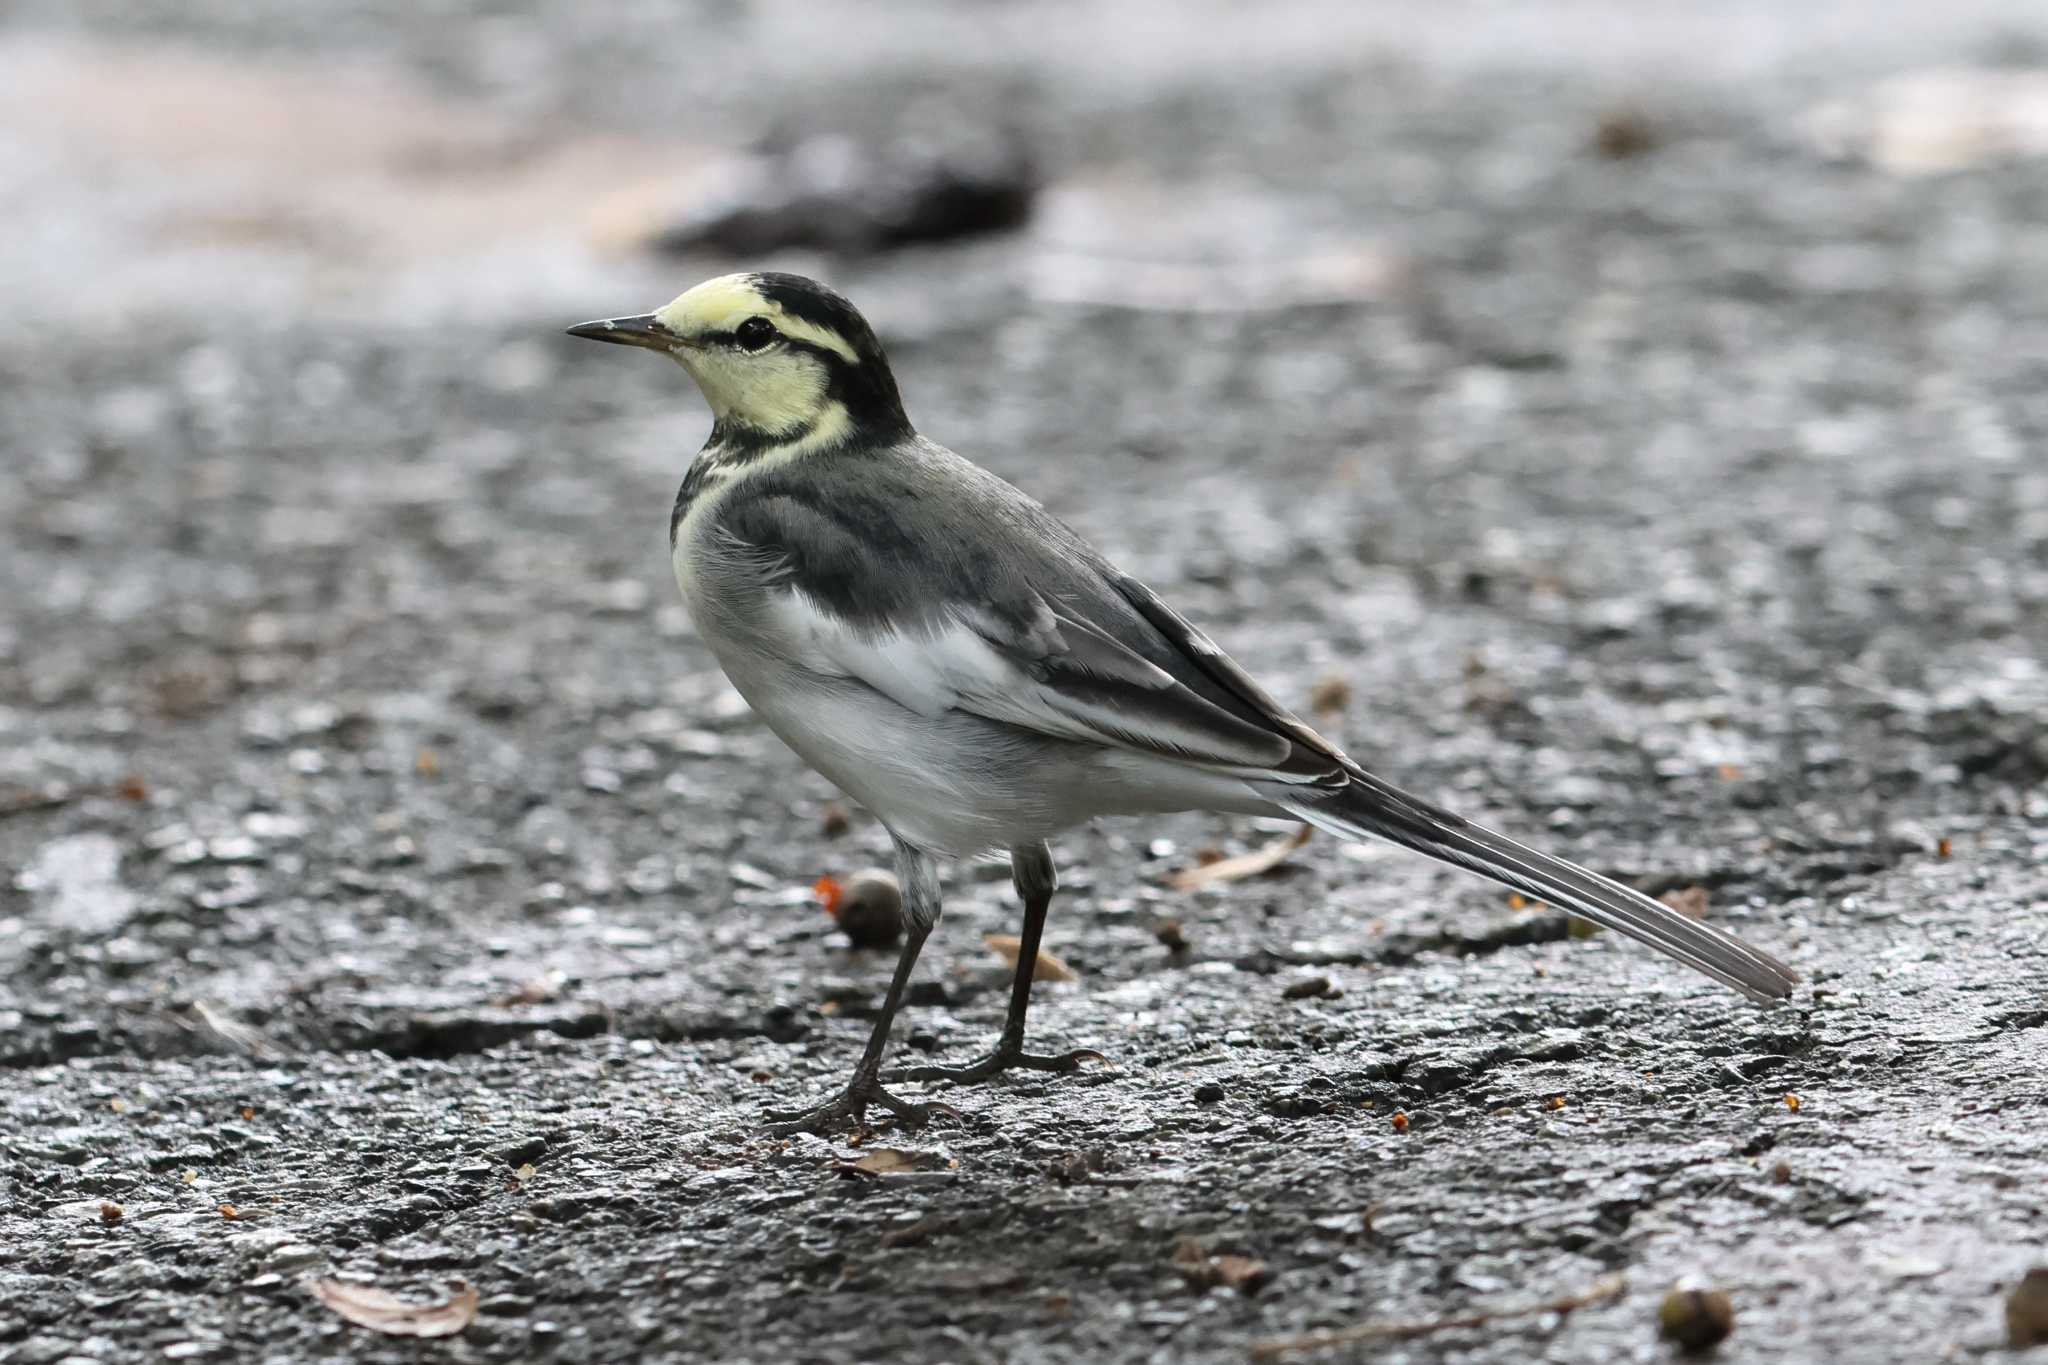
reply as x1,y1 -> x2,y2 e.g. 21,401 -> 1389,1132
3,3 -> 2046,1361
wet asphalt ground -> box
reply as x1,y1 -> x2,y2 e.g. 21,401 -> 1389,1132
2,3 -> 2046,1361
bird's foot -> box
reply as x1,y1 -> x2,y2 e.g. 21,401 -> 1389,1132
887,1044 -> 1108,1086
762,1076 -> 962,1137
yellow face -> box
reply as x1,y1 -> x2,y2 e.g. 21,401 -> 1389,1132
569,272 -> 905,450
646,275 -> 849,438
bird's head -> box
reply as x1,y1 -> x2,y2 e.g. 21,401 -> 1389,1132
568,272 -> 909,452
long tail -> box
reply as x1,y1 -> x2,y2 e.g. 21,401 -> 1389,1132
1274,772 -> 1797,1005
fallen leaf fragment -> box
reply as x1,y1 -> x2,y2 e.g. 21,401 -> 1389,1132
312,1279 -> 479,1339
1167,825 -> 1310,891
1172,1238 -> 1271,1294
848,1147 -> 923,1176
2008,1268 -> 2048,1348
984,934 -> 1077,983
1658,886 -> 1710,919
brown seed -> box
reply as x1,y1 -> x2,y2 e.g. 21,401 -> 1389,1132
2007,1268 -> 2048,1348
1936,836 -> 1952,859
99,1201 -> 123,1223
1282,976 -> 1334,1001
1658,1288 -> 1734,1351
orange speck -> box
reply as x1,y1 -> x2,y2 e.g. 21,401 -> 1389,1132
1507,893 -> 1526,910
1936,837 -> 1952,859
1547,1095 -> 1567,1111
813,874 -> 844,915
1717,763 -> 1741,781
218,1203 -> 238,1219
240,1106 -> 255,1120
415,747 -> 441,777
1391,1111 -> 1410,1133
1784,1093 -> 1802,1112
116,774 -> 149,802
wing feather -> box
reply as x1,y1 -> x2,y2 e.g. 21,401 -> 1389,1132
765,588 -> 1294,769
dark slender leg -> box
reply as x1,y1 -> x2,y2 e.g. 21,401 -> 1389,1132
763,838 -> 960,1135
887,841 -> 1106,1085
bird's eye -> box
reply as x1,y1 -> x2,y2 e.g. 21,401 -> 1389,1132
734,316 -> 777,351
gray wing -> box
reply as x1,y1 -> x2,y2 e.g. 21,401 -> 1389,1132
712,441 -> 1343,778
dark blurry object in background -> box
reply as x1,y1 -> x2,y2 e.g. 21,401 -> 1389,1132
1592,103 -> 1660,158
643,126 -> 1036,257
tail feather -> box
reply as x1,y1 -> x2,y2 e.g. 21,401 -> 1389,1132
1279,774 -> 1797,1005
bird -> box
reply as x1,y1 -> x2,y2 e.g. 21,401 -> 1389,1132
568,272 -> 1798,1135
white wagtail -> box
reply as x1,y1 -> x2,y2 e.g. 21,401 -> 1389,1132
569,273 -> 1797,1134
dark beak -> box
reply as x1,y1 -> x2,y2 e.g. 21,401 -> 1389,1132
565,314 -> 683,350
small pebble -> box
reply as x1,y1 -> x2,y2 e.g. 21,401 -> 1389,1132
1658,1288 -> 1734,1351
835,869 -> 903,949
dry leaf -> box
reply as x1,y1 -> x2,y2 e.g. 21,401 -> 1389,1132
1658,886 -> 1710,920
851,1148 -> 921,1175
1167,825 -> 1310,891
983,934 -> 1078,983
312,1280 -> 478,1339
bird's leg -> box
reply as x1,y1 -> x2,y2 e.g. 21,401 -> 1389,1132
887,841 -> 1106,1085
763,839 -> 961,1136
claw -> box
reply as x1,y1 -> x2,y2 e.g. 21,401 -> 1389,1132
887,1044 -> 1111,1086
763,1078 -> 964,1136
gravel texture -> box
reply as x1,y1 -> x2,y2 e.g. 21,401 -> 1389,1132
2,3 -> 2045,1362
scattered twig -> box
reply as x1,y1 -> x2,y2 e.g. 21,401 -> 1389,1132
1249,1274 -> 1625,1359
1168,825 -> 1311,891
